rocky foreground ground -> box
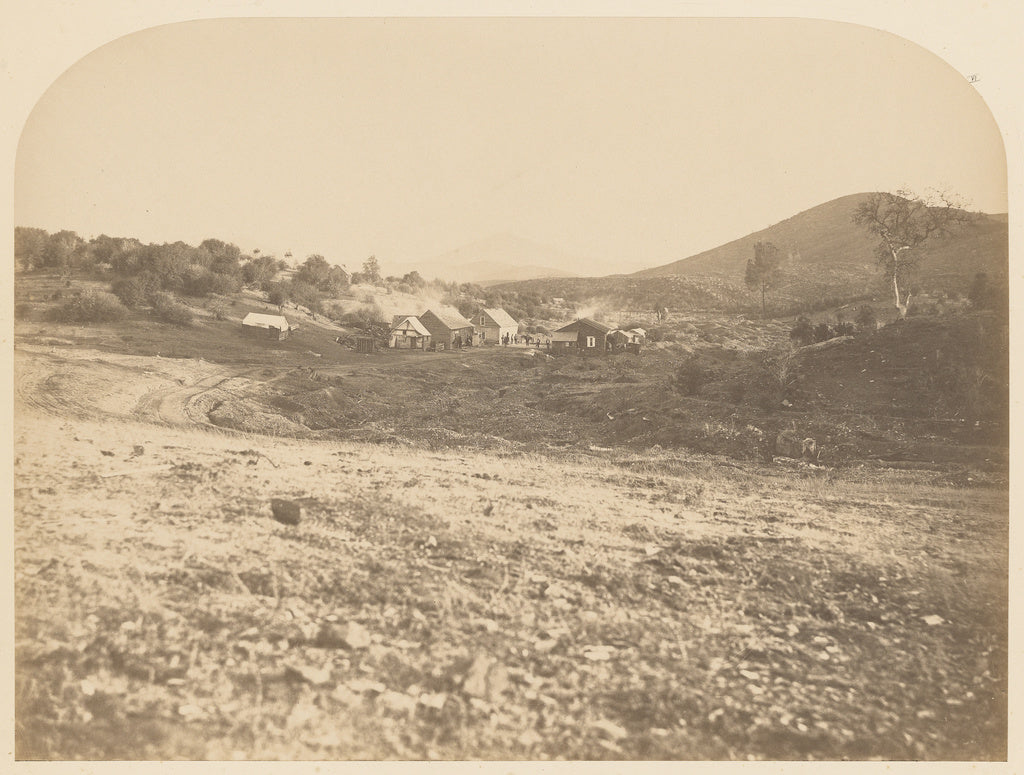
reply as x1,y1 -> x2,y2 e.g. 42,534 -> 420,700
13,357 -> 1007,760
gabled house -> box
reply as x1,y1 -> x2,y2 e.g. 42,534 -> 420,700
242,312 -> 291,341
419,309 -> 475,350
389,315 -> 431,349
553,318 -> 611,352
474,307 -> 519,345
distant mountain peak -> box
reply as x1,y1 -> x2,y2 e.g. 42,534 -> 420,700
397,233 -> 589,285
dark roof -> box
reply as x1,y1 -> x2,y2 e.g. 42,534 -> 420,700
421,308 -> 474,330
554,317 -> 612,334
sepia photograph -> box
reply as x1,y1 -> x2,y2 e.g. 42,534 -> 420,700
7,3 -> 1016,764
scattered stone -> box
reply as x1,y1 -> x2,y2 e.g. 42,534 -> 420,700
583,645 -> 614,661
462,654 -> 509,702
331,685 -> 360,706
101,450 -> 115,457
316,621 -> 371,650
285,662 -> 333,686
533,637 -> 559,654
922,614 -> 945,626
347,678 -> 386,694
517,729 -> 543,748
418,692 -> 448,710
774,430 -> 820,460
591,719 -> 628,741
543,582 -> 572,600
377,690 -> 417,715
271,498 -> 302,526
177,703 -> 204,719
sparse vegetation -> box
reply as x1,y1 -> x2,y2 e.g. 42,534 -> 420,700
744,240 -> 782,318
151,292 -> 194,326
49,290 -> 129,323
12,202 -> 1008,761
852,189 -> 975,319
855,305 -> 877,332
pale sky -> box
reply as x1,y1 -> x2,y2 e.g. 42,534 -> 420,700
14,16 -> 1008,275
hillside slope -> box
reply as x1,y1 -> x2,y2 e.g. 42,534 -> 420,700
635,193 -> 1008,295
497,194 -> 1007,314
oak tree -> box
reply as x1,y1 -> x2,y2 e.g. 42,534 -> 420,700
852,189 -> 973,318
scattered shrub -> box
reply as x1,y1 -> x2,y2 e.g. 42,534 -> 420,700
855,305 -> 877,332
209,299 -> 229,321
672,355 -> 710,395
789,316 -> 814,347
152,293 -> 194,326
342,303 -> 386,332
111,272 -> 161,308
967,272 -> 1005,311
813,322 -> 833,343
49,291 -> 128,324
751,350 -> 796,410
289,281 -> 325,314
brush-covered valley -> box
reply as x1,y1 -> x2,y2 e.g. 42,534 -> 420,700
12,254 -> 1008,761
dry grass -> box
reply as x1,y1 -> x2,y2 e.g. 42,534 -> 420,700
12,282 -> 1007,760
14,407 -> 1006,760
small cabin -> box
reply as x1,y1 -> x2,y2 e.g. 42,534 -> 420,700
419,309 -> 475,350
553,318 -> 611,353
241,312 -> 291,341
389,315 -> 431,350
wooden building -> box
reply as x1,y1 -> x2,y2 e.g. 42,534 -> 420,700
473,307 -> 519,345
607,328 -> 646,352
552,318 -> 611,353
241,312 -> 291,341
419,309 -> 476,350
550,331 -> 579,350
389,315 -> 432,350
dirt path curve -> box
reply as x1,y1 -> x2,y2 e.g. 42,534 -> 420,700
15,343 -> 349,430
14,345 -> 249,428
129,371 -> 242,425
14,340 -> 513,433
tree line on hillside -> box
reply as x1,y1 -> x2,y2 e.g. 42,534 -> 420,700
14,226 -> 566,330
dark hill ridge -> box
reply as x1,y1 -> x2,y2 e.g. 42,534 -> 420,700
634,192 -> 1008,288
497,193 -> 1007,314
